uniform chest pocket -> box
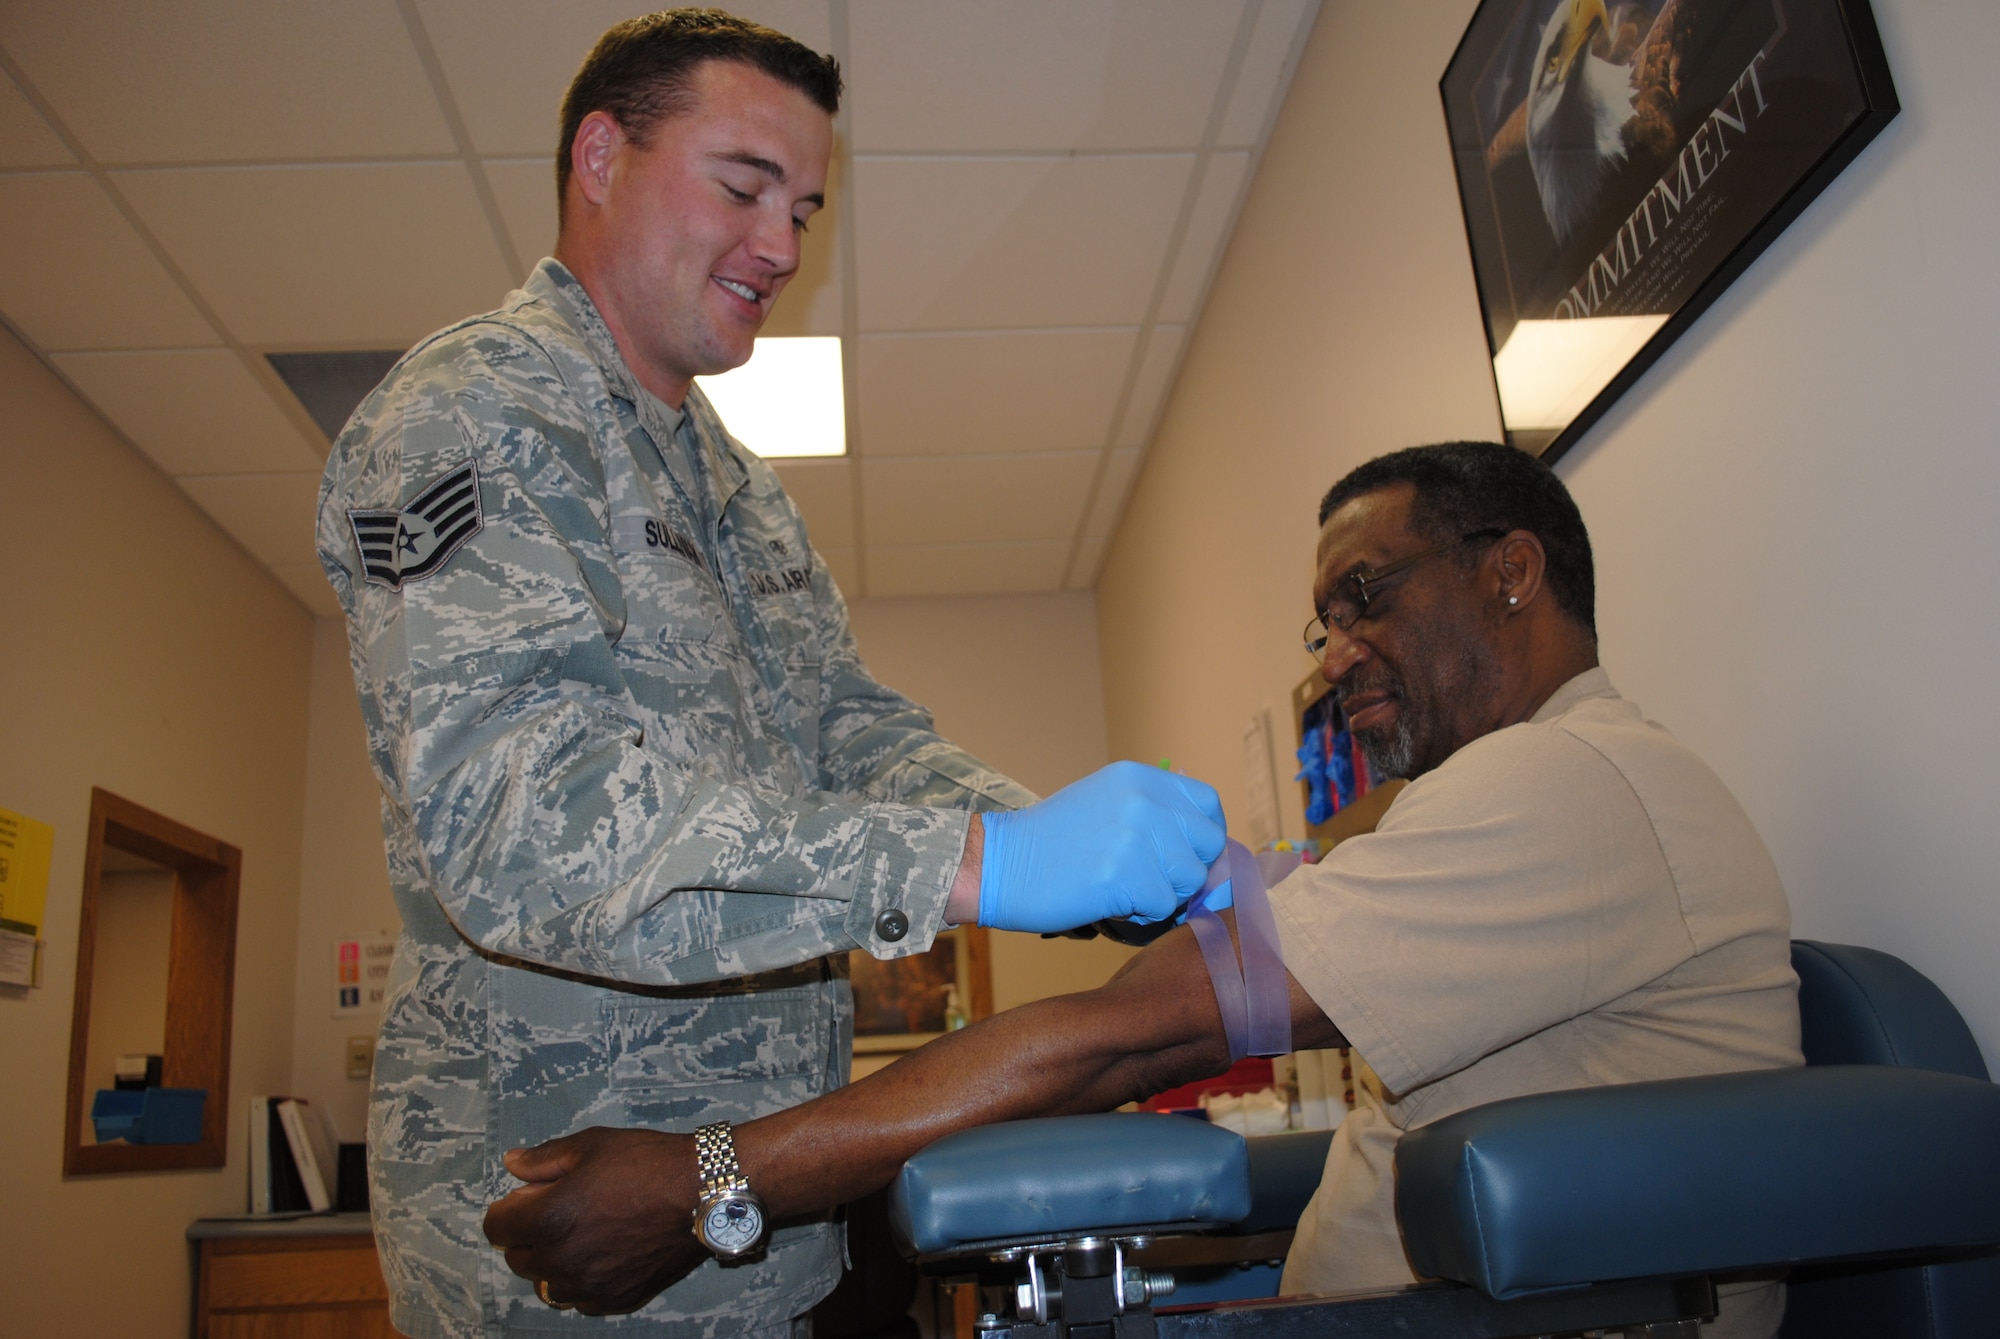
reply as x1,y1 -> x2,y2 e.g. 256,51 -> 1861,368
609,513 -> 727,648
602,988 -> 829,1090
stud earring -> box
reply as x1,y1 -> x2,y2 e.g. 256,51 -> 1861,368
1507,595 -> 1519,606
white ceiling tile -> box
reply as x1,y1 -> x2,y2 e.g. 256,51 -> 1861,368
855,155 -> 1192,331
179,473 -> 323,568
867,541 -> 1069,597
816,546 -> 860,598
857,329 -> 1135,458
1157,152 -> 1251,323
416,0 -> 834,156
848,0 -> 1242,152
482,158 -> 559,278
0,0 -> 454,163
269,561 -> 343,617
1217,0 -> 1320,148
115,164 -> 517,346
0,68 -> 72,168
863,454 -> 1096,547
412,0 -> 630,157
52,349 -> 323,476
769,457 -> 855,550
1082,448 -> 1143,539
1114,324 -> 1186,449
1067,536 -> 1109,589
0,172 -> 216,350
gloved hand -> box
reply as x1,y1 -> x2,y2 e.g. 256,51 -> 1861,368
978,761 -> 1227,934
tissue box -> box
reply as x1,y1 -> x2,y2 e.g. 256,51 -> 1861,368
90,1087 -> 207,1145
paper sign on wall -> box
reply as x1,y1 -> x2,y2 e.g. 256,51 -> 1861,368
333,933 -> 396,1017
0,807 -> 55,989
1239,706 -> 1283,851
0,807 -> 54,935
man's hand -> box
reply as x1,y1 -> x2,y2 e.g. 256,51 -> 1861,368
483,1127 -> 705,1315
976,761 -> 1227,933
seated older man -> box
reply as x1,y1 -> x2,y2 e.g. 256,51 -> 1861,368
484,441 -> 1800,1337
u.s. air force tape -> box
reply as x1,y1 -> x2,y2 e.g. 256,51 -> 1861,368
348,458 -> 483,591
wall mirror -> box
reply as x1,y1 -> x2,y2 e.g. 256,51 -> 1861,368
64,788 -> 241,1175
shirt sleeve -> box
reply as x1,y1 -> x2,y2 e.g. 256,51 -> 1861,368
319,334 -> 999,987
1269,721 -> 1699,1097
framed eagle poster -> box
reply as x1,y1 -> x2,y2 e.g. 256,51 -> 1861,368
1442,0 -> 1899,461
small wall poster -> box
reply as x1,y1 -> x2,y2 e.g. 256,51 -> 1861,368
332,933 -> 396,1017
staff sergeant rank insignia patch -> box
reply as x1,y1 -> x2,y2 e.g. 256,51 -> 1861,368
348,459 -> 483,591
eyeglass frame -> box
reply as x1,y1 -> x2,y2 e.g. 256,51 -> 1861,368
1302,527 -> 1509,656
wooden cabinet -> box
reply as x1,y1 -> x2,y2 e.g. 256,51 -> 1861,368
191,1217 -> 403,1339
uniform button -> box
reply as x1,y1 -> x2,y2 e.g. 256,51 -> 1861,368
875,909 -> 910,942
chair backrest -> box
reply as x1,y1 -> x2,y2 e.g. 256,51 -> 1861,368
1793,940 -> 1988,1078
1782,940 -> 2000,1338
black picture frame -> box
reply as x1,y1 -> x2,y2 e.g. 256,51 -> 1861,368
1441,0 -> 1899,462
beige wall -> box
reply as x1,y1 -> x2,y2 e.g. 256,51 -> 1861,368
845,592 -> 1134,1010
291,615 -> 399,1141
0,326 -> 313,1338
1100,0 -> 2000,1071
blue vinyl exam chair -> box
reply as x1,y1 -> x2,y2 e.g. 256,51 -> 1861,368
888,942 -> 2000,1339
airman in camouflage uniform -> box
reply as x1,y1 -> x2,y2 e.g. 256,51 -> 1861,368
316,255 -> 1037,1338
316,13 -> 1229,1335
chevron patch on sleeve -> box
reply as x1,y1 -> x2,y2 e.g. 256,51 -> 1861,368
348,459 -> 483,591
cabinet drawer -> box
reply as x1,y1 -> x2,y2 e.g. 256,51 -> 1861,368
207,1237 -> 389,1308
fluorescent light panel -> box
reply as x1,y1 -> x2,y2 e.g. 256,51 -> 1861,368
695,336 -> 846,458
1492,316 -> 1666,431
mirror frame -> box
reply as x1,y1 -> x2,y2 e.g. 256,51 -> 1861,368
63,788 -> 241,1176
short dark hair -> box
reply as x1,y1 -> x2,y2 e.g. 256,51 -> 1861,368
557,9 -> 843,216
1318,441 -> 1596,636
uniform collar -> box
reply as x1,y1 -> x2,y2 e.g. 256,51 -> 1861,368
528,258 -> 750,509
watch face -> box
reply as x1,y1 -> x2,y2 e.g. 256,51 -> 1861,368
701,1195 -> 765,1256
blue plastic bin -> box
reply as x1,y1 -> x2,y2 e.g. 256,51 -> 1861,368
90,1087 -> 207,1144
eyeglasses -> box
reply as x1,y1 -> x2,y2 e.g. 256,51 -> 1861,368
1302,528 -> 1507,656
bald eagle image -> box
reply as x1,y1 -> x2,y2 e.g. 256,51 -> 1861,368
1486,0 -> 1700,244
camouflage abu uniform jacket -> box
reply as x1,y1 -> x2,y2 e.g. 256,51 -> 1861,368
316,259 -> 1033,1339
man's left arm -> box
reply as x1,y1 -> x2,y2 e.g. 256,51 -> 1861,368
484,916 -> 1344,1315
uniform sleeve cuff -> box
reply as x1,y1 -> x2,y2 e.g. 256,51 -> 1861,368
842,803 -> 971,958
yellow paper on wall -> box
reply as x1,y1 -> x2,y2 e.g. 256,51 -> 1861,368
0,806 -> 55,936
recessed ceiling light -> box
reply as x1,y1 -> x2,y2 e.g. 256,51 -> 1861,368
695,337 -> 846,458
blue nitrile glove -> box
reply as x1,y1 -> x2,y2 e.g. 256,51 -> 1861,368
978,761 -> 1227,934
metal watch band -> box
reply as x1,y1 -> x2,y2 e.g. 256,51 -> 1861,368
694,1121 -> 749,1197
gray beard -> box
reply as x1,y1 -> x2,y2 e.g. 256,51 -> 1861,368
1355,716 -> 1417,781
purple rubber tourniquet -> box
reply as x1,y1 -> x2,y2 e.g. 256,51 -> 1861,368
1186,838 -> 1299,1062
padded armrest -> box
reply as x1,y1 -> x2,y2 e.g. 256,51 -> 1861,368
1397,1065 -> 2000,1300
890,1113 -> 1252,1256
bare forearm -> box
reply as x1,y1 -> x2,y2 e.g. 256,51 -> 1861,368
738,929 -> 1230,1218
944,812 -> 983,925
483,912 -> 1347,1315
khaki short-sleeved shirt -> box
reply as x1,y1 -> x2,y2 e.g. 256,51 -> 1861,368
1272,669 -> 1800,1335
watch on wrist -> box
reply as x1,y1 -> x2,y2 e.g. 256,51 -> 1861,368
692,1122 -> 768,1260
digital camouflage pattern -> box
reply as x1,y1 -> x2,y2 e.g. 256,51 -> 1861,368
317,260 -> 1034,1338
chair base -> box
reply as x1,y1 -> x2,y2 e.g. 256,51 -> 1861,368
960,1279 -> 1712,1339
954,1245 -> 1716,1339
